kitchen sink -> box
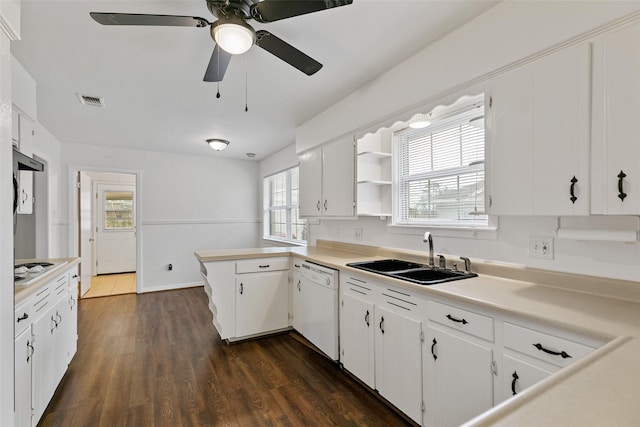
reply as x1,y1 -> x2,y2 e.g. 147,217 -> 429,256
389,268 -> 475,285
346,258 -> 477,285
346,259 -> 423,273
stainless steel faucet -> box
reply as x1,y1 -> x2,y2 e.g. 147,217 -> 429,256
423,231 -> 434,267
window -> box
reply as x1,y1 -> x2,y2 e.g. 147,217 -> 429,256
395,104 -> 487,227
264,167 -> 307,244
104,191 -> 134,229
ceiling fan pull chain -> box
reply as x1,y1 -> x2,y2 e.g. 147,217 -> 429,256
245,56 -> 249,112
216,82 -> 221,99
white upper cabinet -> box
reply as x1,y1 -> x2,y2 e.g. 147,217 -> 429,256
592,21 -> 640,214
487,43 -> 591,215
299,135 -> 356,218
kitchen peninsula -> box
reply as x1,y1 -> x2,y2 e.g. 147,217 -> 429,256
195,240 -> 640,426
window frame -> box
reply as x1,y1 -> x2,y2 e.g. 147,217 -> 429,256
392,104 -> 488,228
263,166 -> 307,245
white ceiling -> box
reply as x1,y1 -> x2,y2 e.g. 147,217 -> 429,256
12,0 -> 498,160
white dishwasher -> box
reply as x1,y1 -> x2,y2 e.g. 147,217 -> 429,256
300,261 -> 339,361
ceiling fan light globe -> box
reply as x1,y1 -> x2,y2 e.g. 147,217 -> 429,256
213,22 -> 255,55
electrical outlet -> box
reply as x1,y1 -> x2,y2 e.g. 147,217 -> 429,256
354,228 -> 363,241
530,237 -> 554,259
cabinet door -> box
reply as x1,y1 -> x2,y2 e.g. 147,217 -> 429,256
322,136 -> 356,217
531,44 -> 591,215
487,64 -> 534,215
488,43 -> 590,215
235,271 -> 289,338
299,147 -> 323,217
31,300 -> 64,425
500,354 -> 553,403
17,115 -> 34,214
66,273 -> 79,364
592,21 -> 640,214
341,293 -> 375,389
15,328 -> 33,427
374,306 -> 423,424
291,271 -> 303,332
425,325 -> 494,427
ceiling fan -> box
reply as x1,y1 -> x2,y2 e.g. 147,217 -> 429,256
90,0 -> 353,82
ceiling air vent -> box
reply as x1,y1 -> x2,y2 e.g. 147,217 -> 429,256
76,93 -> 105,108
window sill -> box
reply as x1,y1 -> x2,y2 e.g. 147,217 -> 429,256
262,237 -> 307,247
387,223 -> 498,240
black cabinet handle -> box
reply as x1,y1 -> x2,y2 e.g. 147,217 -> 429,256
511,371 -> 519,395
56,312 -> 62,326
379,316 -> 384,334
533,343 -> 572,359
27,340 -> 34,363
51,315 -> 58,334
239,283 -> 244,295
316,200 -> 321,211
72,274 -> 79,279
17,313 -> 29,322
570,176 -> 578,204
324,200 -> 328,211
431,338 -> 437,360
618,170 -> 627,201
258,264 -> 270,269
297,280 -> 301,291
446,314 -> 468,325
364,310 -> 370,327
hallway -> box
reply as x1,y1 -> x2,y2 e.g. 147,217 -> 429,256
82,273 -> 136,298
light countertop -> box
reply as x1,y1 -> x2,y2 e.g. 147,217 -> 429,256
195,240 -> 640,426
14,257 -> 81,306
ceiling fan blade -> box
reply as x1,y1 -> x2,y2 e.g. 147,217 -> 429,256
255,30 -> 322,76
90,12 -> 210,27
251,0 -> 353,23
203,45 -> 233,82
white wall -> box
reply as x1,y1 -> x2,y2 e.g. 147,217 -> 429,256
285,3 -> 640,285
61,143 -> 260,292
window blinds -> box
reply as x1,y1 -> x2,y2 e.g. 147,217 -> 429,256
396,107 -> 486,225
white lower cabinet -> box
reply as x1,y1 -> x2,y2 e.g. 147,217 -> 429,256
14,267 -> 79,427
501,354 -> 552,399
337,271 -> 604,427
375,306 -> 423,424
14,328 -> 33,427
424,300 -> 495,427
32,297 -> 68,424
235,271 -> 289,338
340,274 -> 424,425
341,293 -> 375,388
201,257 -> 291,341
291,259 -> 303,332
425,324 -> 494,427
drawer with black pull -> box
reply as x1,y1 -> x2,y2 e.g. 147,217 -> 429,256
236,257 -> 289,274
503,322 -> 595,368
427,300 -> 494,342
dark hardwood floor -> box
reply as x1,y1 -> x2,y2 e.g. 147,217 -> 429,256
38,287 -> 412,426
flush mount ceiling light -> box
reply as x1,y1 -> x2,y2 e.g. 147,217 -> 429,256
409,113 -> 431,129
469,115 -> 485,129
210,16 -> 255,55
206,138 -> 230,151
